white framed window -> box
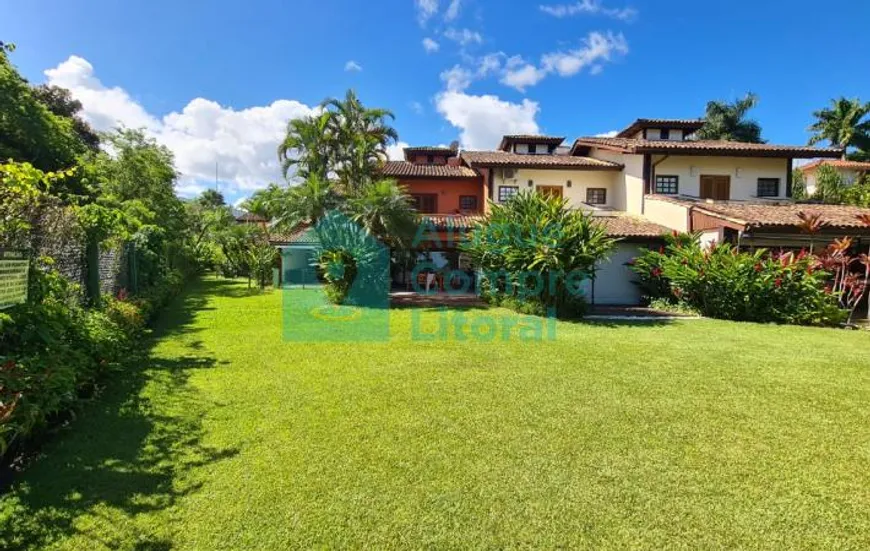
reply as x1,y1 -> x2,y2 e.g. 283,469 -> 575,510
498,186 -> 519,202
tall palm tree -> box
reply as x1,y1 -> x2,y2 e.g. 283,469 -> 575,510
272,176 -> 340,232
346,178 -> 417,249
808,97 -> 870,159
242,183 -> 285,221
277,111 -> 333,179
321,90 -> 398,191
697,92 -> 764,143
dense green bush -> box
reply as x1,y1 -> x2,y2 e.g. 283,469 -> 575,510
631,233 -> 847,326
0,264 -> 183,460
462,191 -> 614,318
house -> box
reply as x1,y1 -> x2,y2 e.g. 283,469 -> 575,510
799,159 -> 870,196
274,116 -> 870,305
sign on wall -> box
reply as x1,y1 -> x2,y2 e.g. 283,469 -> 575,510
0,252 -> 28,310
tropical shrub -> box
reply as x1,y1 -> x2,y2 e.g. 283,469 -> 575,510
461,191 -> 616,318
631,232 -> 847,326
0,263 -> 183,461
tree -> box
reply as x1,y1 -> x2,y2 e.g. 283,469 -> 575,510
461,191 -> 616,317
322,89 -> 398,191
196,188 -> 226,209
277,112 -> 333,180
791,168 -> 807,201
241,183 -> 286,221
813,164 -> 846,204
697,92 -> 764,143
273,176 -> 340,231
807,97 -> 870,159
31,84 -> 100,151
347,179 -> 417,249
0,48 -> 86,179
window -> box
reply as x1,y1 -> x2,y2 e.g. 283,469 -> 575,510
586,188 -> 607,205
411,194 -> 438,213
459,195 -> 478,211
498,186 -> 519,202
757,178 -> 780,197
655,175 -> 679,194
528,144 -> 537,154
660,129 -> 670,140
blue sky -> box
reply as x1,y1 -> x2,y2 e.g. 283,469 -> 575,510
4,0 -> 870,205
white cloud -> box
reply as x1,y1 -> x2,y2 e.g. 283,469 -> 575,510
422,37 -> 440,53
45,55 -> 317,197
445,31 -> 628,94
344,60 -> 363,72
539,0 -> 637,21
436,90 -> 540,150
409,101 -> 424,114
416,0 -> 439,26
444,27 -> 483,46
595,130 -> 619,137
386,141 -> 410,161
440,65 -> 474,92
445,0 -> 462,20
500,63 -> 548,92
540,31 -> 628,76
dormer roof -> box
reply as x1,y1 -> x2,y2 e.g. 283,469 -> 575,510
497,135 -> 565,152
615,118 -> 706,138
402,146 -> 457,162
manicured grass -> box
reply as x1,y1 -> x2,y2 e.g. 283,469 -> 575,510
2,278 -> 870,549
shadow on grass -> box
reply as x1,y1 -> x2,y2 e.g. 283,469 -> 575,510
0,278 -> 240,551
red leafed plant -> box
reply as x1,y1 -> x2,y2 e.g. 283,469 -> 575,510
858,214 -> 870,321
816,236 -> 867,325
797,211 -> 831,254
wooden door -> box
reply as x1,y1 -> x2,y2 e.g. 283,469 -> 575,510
536,185 -> 563,199
700,175 -> 730,200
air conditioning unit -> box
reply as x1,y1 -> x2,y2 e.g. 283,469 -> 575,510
501,168 -> 516,180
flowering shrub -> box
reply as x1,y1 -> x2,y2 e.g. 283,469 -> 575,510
631,232 -> 847,326
0,264 -> 183,461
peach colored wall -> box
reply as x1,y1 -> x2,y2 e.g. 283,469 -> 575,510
398,178 -> 484,214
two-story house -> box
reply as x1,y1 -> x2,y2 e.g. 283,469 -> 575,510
277,117 -> 868,304
799,159 -> 870,196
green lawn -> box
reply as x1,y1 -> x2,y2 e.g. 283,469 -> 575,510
2,279 -> 870,550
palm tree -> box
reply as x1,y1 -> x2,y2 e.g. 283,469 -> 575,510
347,179 -> 417,249
277,111 -> 333,179
242,183 -> 285,221
808,97 -> 870,159
321,90 -> 398,191
697,92 -> 764,143
272,176 -> 340,232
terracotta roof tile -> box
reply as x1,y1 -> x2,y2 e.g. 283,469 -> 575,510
497,134 -> 566,151
653,196 -> 870,230
798,159 -> 870,172
595,215 -> 670,238
461,150 -> 623,170
571,137 -> 843,159
381,161 -> 479,179
269,224 -> 320,245
235,212 -> 267,222
419,214 -> 486,230
616,118 -> 706,138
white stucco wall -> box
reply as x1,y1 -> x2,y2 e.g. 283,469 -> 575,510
492,168 -> 621,209
645,128 -> 684,141
699,229 -> 722,249
653,156 -> 790,200
643,196 -> 689,232
578,243 -> 646,305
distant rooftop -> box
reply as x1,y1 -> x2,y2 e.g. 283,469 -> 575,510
615,118 -> 706,138
497,135 -> 566,151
